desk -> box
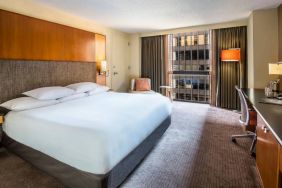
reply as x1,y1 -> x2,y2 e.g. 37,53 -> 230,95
243,89 -> 282,188
243,89 -> 282,144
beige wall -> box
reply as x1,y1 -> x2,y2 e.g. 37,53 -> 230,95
140,19 -> 248,37
279,5 -> 282,60
130,19 -> 248,78
129,34 -> 141,78
247,14 -> 254,88
248,8 -> 279,89
278,5 -> 282,88
0,0 -> 131,91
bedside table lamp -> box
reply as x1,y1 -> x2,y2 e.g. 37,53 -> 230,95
221,48 -> 241,86
97,60 -> 107,86
269,62 -> 282,75
0,114 -> 3,125
101,60 -> 107,76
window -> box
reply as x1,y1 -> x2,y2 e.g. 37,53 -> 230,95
169,31 -> 211,103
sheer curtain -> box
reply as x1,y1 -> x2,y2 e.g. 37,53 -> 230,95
210,26 -> 247,109
141,35 -> 168,94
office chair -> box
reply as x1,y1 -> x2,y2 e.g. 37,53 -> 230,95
232,86 -> 257,156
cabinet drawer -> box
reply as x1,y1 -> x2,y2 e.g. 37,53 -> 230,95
256,115 -> 279,188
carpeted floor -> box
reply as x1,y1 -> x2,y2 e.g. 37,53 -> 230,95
0,102 -> 262,188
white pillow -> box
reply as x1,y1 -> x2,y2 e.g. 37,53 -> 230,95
57,93 -> 87,102
0,97 -> 59,111
23,86 -> 75,100
87,86 -> 110,96
66,82 -> 99,94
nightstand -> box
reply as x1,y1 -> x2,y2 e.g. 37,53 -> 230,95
0,114 -> 3,147
96,73 -> 106,86
0,114 -> 3,125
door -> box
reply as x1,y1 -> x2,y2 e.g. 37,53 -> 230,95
110,32 -> 130,92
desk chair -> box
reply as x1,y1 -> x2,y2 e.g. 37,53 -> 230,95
232,86 -> 257,156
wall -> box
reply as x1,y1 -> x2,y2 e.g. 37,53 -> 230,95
129,34 -> 141,78
140,19 -> 248,37
0,0 -> 130,91
130,19 -> 248,78
279,5 -> 282,60
248,8 -> 279,89
278,4 -> 282,89
247,14 -> 254,88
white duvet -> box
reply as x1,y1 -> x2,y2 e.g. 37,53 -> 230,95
3,92 -> 171,174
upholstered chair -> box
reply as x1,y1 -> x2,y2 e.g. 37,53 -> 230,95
129,78 -> 155,94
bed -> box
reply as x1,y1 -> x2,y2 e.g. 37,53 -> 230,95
0,60 -> 171,188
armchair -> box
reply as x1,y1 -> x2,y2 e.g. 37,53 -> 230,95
129,78 -> 155,94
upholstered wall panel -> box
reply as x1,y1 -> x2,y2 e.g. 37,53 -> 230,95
0,60 -> 96,103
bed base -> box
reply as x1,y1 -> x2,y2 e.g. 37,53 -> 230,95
1,116 -> 171,188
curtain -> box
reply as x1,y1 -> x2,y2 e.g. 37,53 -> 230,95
141,35 -> 167,94
210,26 -> 247,109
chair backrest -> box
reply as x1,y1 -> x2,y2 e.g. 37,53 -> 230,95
235,86 -> 249,126
130,78 -> 151,91
130,79 -> 136,91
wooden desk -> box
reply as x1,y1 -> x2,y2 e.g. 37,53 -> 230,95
243,89 -> 282,188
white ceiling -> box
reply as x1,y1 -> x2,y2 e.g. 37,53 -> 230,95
35,0 -> 282,33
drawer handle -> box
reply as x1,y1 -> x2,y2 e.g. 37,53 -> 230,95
263,127 -> 270,133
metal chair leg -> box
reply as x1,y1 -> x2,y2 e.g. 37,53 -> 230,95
231,133 -> 257,157
250,135 -> 256,156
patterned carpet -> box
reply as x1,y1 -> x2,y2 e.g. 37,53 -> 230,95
0,102 -> 262,188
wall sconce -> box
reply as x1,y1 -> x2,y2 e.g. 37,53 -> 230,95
99,60 -> 108,77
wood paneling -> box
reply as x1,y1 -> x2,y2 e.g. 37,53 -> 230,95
0,9 -> 95,62
256,114 -> 280,188
95,34 -> 106,62
95,33 -> 106,72
280,146 -> 282,187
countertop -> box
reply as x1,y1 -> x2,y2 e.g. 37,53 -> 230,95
243,89 -> 282,145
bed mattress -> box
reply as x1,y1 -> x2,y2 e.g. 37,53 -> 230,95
3,92 -> 171,174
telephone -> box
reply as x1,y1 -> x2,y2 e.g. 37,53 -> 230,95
277,93 -> 282,100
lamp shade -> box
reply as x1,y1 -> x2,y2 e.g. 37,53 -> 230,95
221,48 -> 240,61
101,60 -> 107,72
269,62 -> 282,75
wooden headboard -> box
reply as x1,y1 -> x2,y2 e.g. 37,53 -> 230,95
0,9 -> 97,62
0,60 -> 96,103
0,10 -> 107,103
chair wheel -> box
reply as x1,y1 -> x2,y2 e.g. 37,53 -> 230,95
231,138 -> 237,143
